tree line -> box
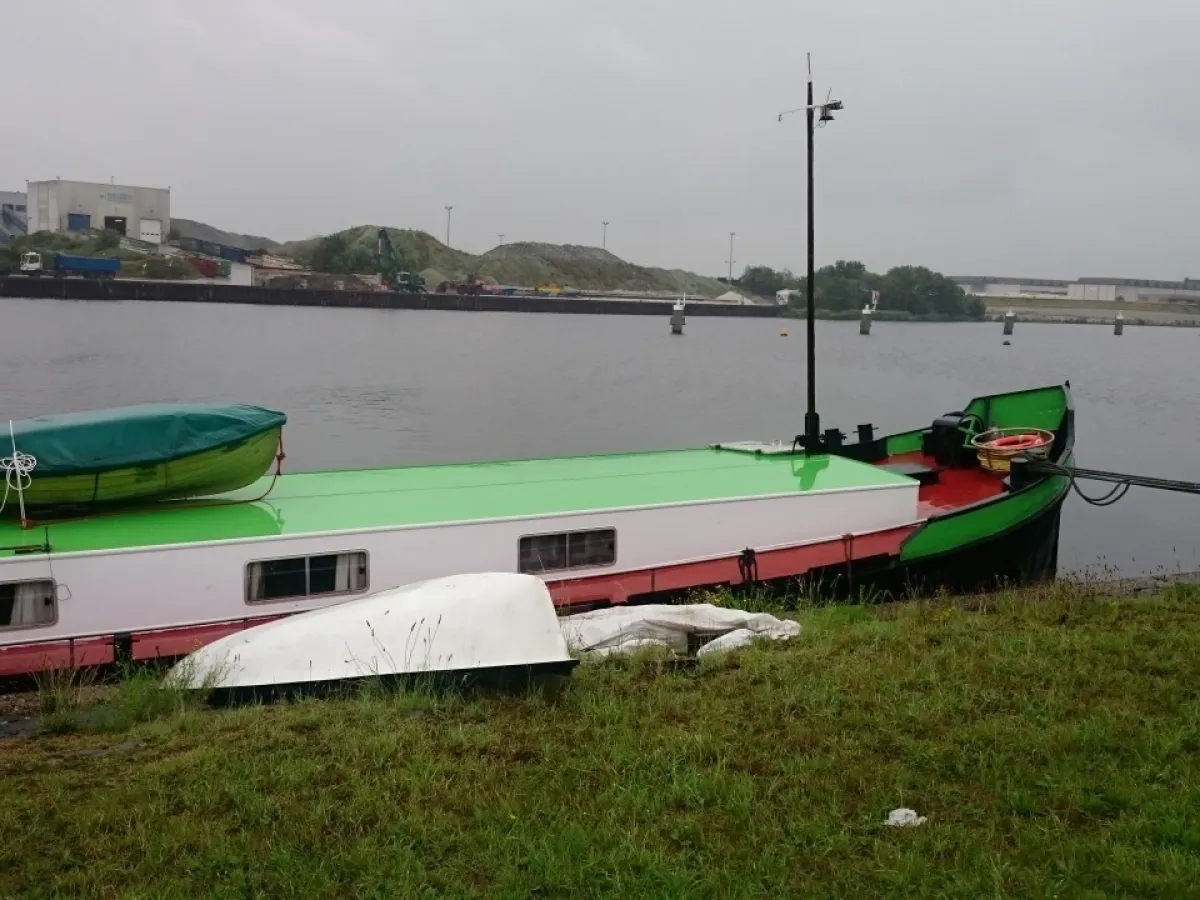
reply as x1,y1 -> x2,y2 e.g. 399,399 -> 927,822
737,261 -> 985,320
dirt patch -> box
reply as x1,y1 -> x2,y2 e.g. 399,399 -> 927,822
0,692 -> 39,739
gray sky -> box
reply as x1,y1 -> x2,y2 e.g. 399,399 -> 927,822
6,0 -> 1198,279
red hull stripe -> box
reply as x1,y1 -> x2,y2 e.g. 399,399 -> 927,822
546,525 -> 914,607
0,526 -> 914,678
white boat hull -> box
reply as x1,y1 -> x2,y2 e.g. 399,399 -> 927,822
169,572 -> 576,703
1,481 -> 918,655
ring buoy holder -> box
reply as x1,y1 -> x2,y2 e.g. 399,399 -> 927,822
971,427 -> 1055,474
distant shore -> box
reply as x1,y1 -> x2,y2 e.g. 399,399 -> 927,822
984,298 -> 1200,327
0,276 -> 780,318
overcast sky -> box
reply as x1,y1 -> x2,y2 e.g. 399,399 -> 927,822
6,0 -> 1198,279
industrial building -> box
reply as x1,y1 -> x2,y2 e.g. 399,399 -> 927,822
952,276 -> 1072,298
954,274 -> 1200,303
1067,277 -> 1200,304
0,190 -> 27,243
26,179 -> 170,245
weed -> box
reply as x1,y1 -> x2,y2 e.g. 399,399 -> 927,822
3,587 -> 1200,897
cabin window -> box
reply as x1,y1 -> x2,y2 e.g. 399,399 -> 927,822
519,528 -> 616,574
245,551 -> 369,604
0,579 -> 57,630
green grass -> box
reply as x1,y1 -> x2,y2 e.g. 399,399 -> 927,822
3,582 -> 1200,898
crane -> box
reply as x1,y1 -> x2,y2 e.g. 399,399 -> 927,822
375,229 -> 426,293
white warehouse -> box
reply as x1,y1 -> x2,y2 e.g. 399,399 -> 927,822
26,179 -> 170,244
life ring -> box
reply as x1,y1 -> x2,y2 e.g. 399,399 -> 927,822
970,427 -> 1055,474
983,433 -> 1045,451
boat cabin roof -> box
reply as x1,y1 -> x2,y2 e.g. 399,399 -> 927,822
0,447 -> 915,556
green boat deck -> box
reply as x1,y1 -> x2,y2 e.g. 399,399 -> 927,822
0,447 -> 915,556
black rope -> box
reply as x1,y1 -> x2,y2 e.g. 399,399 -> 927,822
738,548 -> 758,583
1027,460 -> 1200,507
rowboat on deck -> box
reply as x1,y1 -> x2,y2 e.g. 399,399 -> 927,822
2,403 -> 286,512
0,383 -> 1074,679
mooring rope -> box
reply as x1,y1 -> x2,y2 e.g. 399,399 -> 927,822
1,421 -> 36,522
1027,459 -> 1200,507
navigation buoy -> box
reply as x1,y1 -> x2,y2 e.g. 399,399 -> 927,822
1114,312 -> 1124,336
670,297 -> 686,335
1003,309 -> 1016,336
859,304 -> 873,335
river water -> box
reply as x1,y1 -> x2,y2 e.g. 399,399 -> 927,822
2,296 -> 1197,576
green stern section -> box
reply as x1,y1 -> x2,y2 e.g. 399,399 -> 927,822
899,384 -> 1073,562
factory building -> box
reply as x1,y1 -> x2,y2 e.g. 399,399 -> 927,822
1067,277 -> 1200,304
0,191 -> 27,243
954,274 -> 1200,303
26,179 -> 170,245
952,276 -> 1072,298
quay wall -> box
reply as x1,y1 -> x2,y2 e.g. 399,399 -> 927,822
1,277 -> 781,318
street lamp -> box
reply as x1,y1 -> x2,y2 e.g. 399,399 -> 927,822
727,232 -> 736,283
778,52 -> 843,455
602,221 -> 609,250
444,205 -> 453,247
497,233 -> 505,244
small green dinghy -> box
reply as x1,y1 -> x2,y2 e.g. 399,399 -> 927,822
4,403 -> 286,512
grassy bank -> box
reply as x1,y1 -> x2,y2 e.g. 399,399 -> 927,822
3,582 -> 1200,898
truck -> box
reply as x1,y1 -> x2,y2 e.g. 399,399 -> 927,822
19,251 -> 121,280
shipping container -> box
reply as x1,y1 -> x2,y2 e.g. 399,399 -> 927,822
188,257 -> 219,278
218,245 -> 247,263
67,212 -> 91,231
52,253 -> 120,278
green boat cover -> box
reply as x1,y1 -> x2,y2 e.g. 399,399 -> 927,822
7,403 -> 287,477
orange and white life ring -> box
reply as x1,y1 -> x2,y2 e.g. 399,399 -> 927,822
983,433 -> 1046,451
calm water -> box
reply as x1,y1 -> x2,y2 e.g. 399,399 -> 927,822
2,297 -> 1198,576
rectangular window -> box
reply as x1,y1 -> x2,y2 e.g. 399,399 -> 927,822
245,551 -> 368,604
519,529 -> 616,574
0,579 -> 57,630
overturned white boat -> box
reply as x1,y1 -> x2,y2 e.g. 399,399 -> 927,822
559,603 -> 800,657
168,572 -> 577,704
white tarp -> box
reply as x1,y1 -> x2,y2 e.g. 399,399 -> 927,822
559,603 -> 799,657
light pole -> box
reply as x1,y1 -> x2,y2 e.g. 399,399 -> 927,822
778,53 -> 843,454
444,205 -> 453,247
727,232 -> 735,283
602,221 -> 609,250
497,233 -> 504,244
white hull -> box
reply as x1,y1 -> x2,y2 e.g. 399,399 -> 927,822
171,572 -> 575,700
1,480 -> 918,661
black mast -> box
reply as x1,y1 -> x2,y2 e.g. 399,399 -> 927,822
803,55 -> 819,453
780,53 -> 842,455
